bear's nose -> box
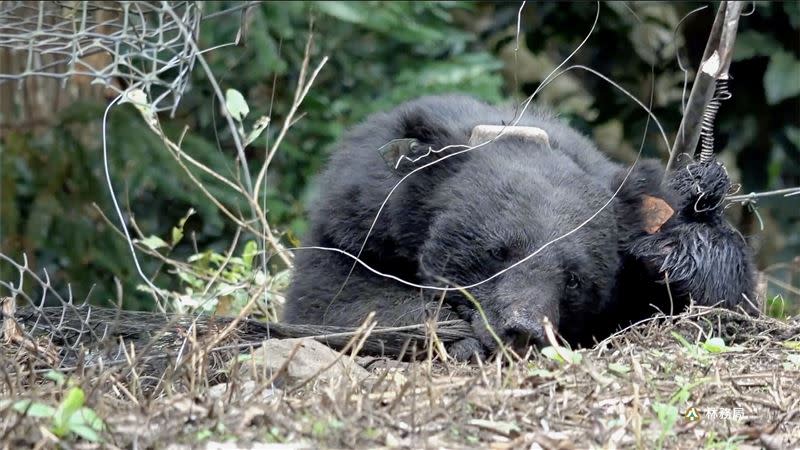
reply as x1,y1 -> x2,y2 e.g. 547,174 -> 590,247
500,316 -> 545,354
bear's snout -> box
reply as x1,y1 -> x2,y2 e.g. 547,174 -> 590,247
499,315 -> 544,353
497,306 -> 555,353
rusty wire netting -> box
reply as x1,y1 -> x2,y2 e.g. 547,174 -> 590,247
0,1 -> 263,376
0,1 -> 240,116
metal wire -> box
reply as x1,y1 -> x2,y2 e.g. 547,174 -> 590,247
0,1 -> 213,116
698,77 -> 732,163
0,2 -> 250,373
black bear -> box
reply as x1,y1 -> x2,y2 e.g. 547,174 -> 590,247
282,94 -> 757,360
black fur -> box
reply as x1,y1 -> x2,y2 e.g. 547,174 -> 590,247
282,94 -> 757,360
609,159 -> 758,331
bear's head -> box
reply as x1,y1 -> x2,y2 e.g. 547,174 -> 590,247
383,95 -> 754,359
413,125 -> 669,355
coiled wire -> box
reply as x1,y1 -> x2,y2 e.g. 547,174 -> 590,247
698,77 -> 732,163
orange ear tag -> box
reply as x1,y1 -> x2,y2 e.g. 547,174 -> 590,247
642,195 -> 675,234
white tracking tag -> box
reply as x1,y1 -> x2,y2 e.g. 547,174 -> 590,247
468,125 -> 551,148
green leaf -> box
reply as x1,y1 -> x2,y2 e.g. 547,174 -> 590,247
187,252 -> 210,263
541,346 -> 563,362
733,31 -> 783,61
467,419 -> 520,436
225,88 -> 250,121
608,362 -> 631,375
764,51 -> 800,104
13,400 -> 56,418
786,126 -> 800,150
178,208 -> 196,228
245,116 -> 271,146
702,337 -> 727,353
527,367 -> 556,378
271,269 -> 292,291
781,341 -> 800,351
312,1 -> 455,44
312,420 -> 329,438
196,429 -> 213,441
670,331 -> 692,348
139,235 -> 169,251
52,387 -> 85,437
768,294 -> 786,319
785,1 -> 800,28
171,208 -> 195,246
177,271 -> 203,289
242,240 -> 259,270
45,370 -> 67,386
171,226 -> 183,247
541,346 -> 582,364
314,1 -> 369,25
68,408 -> 106,442
652,402 -> 679,428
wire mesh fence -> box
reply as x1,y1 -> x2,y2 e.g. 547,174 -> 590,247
0,1 -> 260,383
0,1 -> 208,115
0,2 -> 435,385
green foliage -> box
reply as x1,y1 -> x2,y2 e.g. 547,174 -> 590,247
607,362 -> 631,376
767,294 -> 787,319
703,434 -> 747,450
733,30 -> 782,61
146,233 -> 291,319
764,51 -> 800,105
4,386 -> 106,443
541,345 -> 582,365
225,88 -> 250,121
672,333 -> 744,363
651,402 -> 679,449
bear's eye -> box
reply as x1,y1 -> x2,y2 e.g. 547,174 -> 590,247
566,272 -> 580,289
489,245 -> 509,261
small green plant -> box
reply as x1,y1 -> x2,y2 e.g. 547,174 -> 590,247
138,227 -> 291,319
311,418 -> 344,440
669,375 -> 703,405
700,337 -> 744,354
265,427 -> 285,443
671,332 -> 707,362
45,369 -> 67,386
782,340 -> 800,350
195,423 -> 229,442
541,345 -> 583,365
671,333 -> 744,364
361,427 -> 380,440
5,386 -> 106,442
224,88 -> 270,146
607,362 -> 631,376
767,294 -> 787,319
652,402 -> 679,450
465,434 -> 480,445
703,432 -> 746,449
526,364 -> 557,378
195,429 -> 214,442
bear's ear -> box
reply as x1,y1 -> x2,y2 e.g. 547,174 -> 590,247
613,159 -> 677,238
641,195 -> 675,234
379,110 -> 467,175
378,138 -> 425,172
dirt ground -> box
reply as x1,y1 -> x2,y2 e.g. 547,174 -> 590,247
1,306 -> 799,450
